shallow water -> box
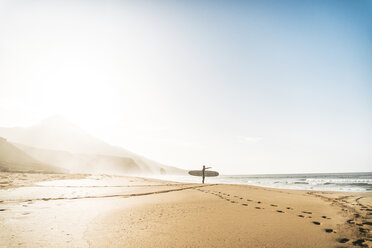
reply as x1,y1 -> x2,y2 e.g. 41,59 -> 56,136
149,172 -> 372,192
0,175 -> 186,202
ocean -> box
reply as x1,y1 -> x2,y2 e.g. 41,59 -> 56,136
150,172 -> 372,192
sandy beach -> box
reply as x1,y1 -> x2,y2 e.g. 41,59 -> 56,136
1,0 -> 371,247
0,172 -> 371,248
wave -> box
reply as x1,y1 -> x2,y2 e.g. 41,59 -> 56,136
305,178 -> 372,185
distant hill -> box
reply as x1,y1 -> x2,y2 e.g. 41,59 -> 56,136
0,137 -> 64,173
0,116 -> 185,175
15,143 -> 143,175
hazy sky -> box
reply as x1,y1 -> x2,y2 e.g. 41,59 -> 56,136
0,0 -> 371,174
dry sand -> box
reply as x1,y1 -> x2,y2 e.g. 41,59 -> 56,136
0,173 -> 371,248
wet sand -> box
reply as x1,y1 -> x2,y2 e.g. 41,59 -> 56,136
0,173 -> 371,247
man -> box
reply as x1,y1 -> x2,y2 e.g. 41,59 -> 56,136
202,165 -> 206,184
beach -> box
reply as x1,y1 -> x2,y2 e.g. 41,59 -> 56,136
0,172 -> 371,248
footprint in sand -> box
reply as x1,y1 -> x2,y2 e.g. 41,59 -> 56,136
0,209 -> 6,211
346,219 -> 354,224
321,216 -> 327,219
336,238 -> 349,243
352,239 -> 367,246
257,201 -> 261,204
270,204 -> 278,207
312,221 -> 321,225
255,207 -> 261,209
242,204 -> 248,206
324,228 -> 333,233
286,207 -> 293,210
298,215 -> 305,218
276,210 -> 284,213
302,211 -> 312,214
358,227 -> 368,234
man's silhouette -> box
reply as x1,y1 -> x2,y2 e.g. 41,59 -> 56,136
202,165 -> 206,184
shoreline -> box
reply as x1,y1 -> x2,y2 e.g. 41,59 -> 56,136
146,172 -> 372,193
0,172 -> 371,247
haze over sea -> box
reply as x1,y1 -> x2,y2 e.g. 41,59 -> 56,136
151,172 -> 372,192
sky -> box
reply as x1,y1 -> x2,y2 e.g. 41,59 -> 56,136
0,0 -> 371,174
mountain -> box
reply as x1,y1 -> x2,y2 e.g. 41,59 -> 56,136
0,137 -> 64,173
0,116 -> 185,175
14,143 -> 142,175
0,116 -> 134,157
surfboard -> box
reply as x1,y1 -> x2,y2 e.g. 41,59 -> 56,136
188,170 -> 219,177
